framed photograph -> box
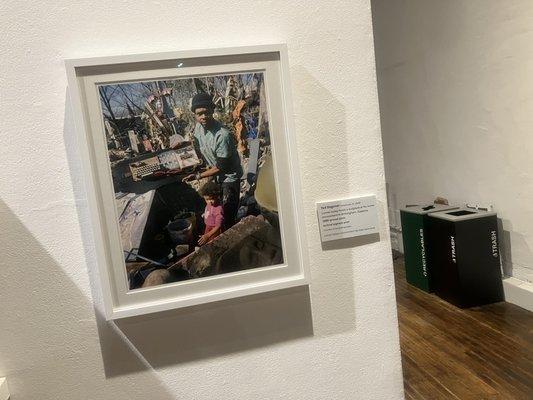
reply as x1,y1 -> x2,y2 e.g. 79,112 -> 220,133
66,44 -> 309,319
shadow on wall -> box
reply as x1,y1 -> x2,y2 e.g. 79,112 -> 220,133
62,90 -> 314,379
289,67 -> 358,336
0,199 -> 175,399
498,218 -> 533,281
321,233 -> 380,252
498,218 -> 513,277
109,286 -> 313,375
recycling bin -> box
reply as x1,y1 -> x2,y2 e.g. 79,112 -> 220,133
427,208 -> 504,308
400,204 -> 458,292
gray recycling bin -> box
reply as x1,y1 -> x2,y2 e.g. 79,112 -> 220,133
427,208 -> 504,308
400,204 -> 458,292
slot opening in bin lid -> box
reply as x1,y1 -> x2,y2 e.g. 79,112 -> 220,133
400,204 -> 458,214
446,210 -> 477,217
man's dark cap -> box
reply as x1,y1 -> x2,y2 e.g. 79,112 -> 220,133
191,92 -> 214,112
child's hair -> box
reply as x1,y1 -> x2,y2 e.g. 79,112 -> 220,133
199,181 -> 222,198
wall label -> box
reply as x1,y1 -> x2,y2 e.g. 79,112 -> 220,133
317,195 -> 378,242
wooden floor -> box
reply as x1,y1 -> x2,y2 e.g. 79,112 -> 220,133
394,256 -> 533,400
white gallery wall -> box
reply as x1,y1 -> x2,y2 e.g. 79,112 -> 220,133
373,0 -> 533,285
0,1 -> 403,399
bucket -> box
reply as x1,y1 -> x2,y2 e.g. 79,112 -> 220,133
175,211 -> 197,233
167,219 -> 193,245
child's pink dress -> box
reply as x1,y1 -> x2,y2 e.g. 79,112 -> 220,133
204,204 -> 224,236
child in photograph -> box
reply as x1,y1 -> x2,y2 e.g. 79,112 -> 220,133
198,181 -> 224,245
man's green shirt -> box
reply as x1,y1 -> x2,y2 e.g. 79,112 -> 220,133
193,121 -> 242,183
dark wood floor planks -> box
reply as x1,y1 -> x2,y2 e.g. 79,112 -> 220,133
394,257 -> 533,400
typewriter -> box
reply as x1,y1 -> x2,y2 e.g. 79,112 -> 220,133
129,145 -> 201,181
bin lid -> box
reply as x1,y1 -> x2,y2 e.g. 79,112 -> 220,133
427,207 -> 497,221
400,204 -> 458,215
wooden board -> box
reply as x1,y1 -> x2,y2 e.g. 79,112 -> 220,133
116,191 -> 155,255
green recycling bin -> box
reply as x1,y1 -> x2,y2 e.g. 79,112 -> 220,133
400,204 -> 457,292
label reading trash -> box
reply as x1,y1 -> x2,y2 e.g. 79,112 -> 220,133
317,195 -> 378,242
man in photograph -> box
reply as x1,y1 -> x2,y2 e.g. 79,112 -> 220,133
183,93 -> 243,230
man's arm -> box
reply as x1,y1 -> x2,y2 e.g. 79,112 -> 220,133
183,128 -> 235,182
183,133 -> 233,181
183,159 -> 236,181
184,166 -> 220,182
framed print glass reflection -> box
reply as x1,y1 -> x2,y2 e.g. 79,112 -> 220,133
66,45 -> 309,319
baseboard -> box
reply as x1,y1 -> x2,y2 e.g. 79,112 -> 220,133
503,277 -> 533,312
389,226 -> 403,253
0,377 -> 9,400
